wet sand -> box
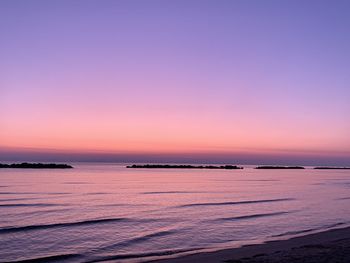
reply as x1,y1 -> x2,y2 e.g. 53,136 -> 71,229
156,226 -> 350,263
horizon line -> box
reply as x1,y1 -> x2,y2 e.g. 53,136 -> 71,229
0,148 -> 349,166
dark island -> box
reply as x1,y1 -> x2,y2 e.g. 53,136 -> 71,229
0,163 -> 73,169
314,167 -> 350,169
126,164 -> 243,169
255,166 -> 305,169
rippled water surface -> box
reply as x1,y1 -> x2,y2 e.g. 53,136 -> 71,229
0,163 -> 350,262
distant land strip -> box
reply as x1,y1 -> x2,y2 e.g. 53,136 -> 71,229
0,163 -> 73,169
126,164 -> 243,169
255,166 -> 305,169
314,167 -> 350,169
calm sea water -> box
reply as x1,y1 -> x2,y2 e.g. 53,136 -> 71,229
0,163 -> 349,262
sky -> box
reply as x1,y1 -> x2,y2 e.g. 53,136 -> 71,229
1,0 -> 350,165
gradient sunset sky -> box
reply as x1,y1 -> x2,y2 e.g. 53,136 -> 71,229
1,0 -> 350,164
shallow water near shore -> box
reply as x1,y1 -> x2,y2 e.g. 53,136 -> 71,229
0,163 -> 349,262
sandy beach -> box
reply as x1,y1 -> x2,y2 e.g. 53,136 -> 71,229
156,226 -> 350,263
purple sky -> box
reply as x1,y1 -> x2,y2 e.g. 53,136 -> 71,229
1,0 -> 350,164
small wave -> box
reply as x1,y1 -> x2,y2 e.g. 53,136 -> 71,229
0,192 -> 72,197
127,229 -> 175,244
45,192 -> 72,195
178,198 -> 295,208
6,208 -> 72,217
0,217 -> 129,234
1,192 -> 41,195
0,203 -> 60,208
235,179 -> 280,182
0,198 -> 42,202
96,203 -> 145,207
86,247 -> 202,263
330,182 -> 350,188
336,197 -> 350,200
83,192 -> 110,195
62,182 -> 91,184
95,229 -> 177,253
7,253 -> 81,262
214,211 -> 290,221
272,222 -> 346,237
326,178 -> 350,181
142,191 -> 201,194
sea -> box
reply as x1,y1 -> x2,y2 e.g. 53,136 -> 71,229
0,163 -> 349,262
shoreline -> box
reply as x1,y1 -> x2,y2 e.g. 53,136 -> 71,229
154,226 -> 350,263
